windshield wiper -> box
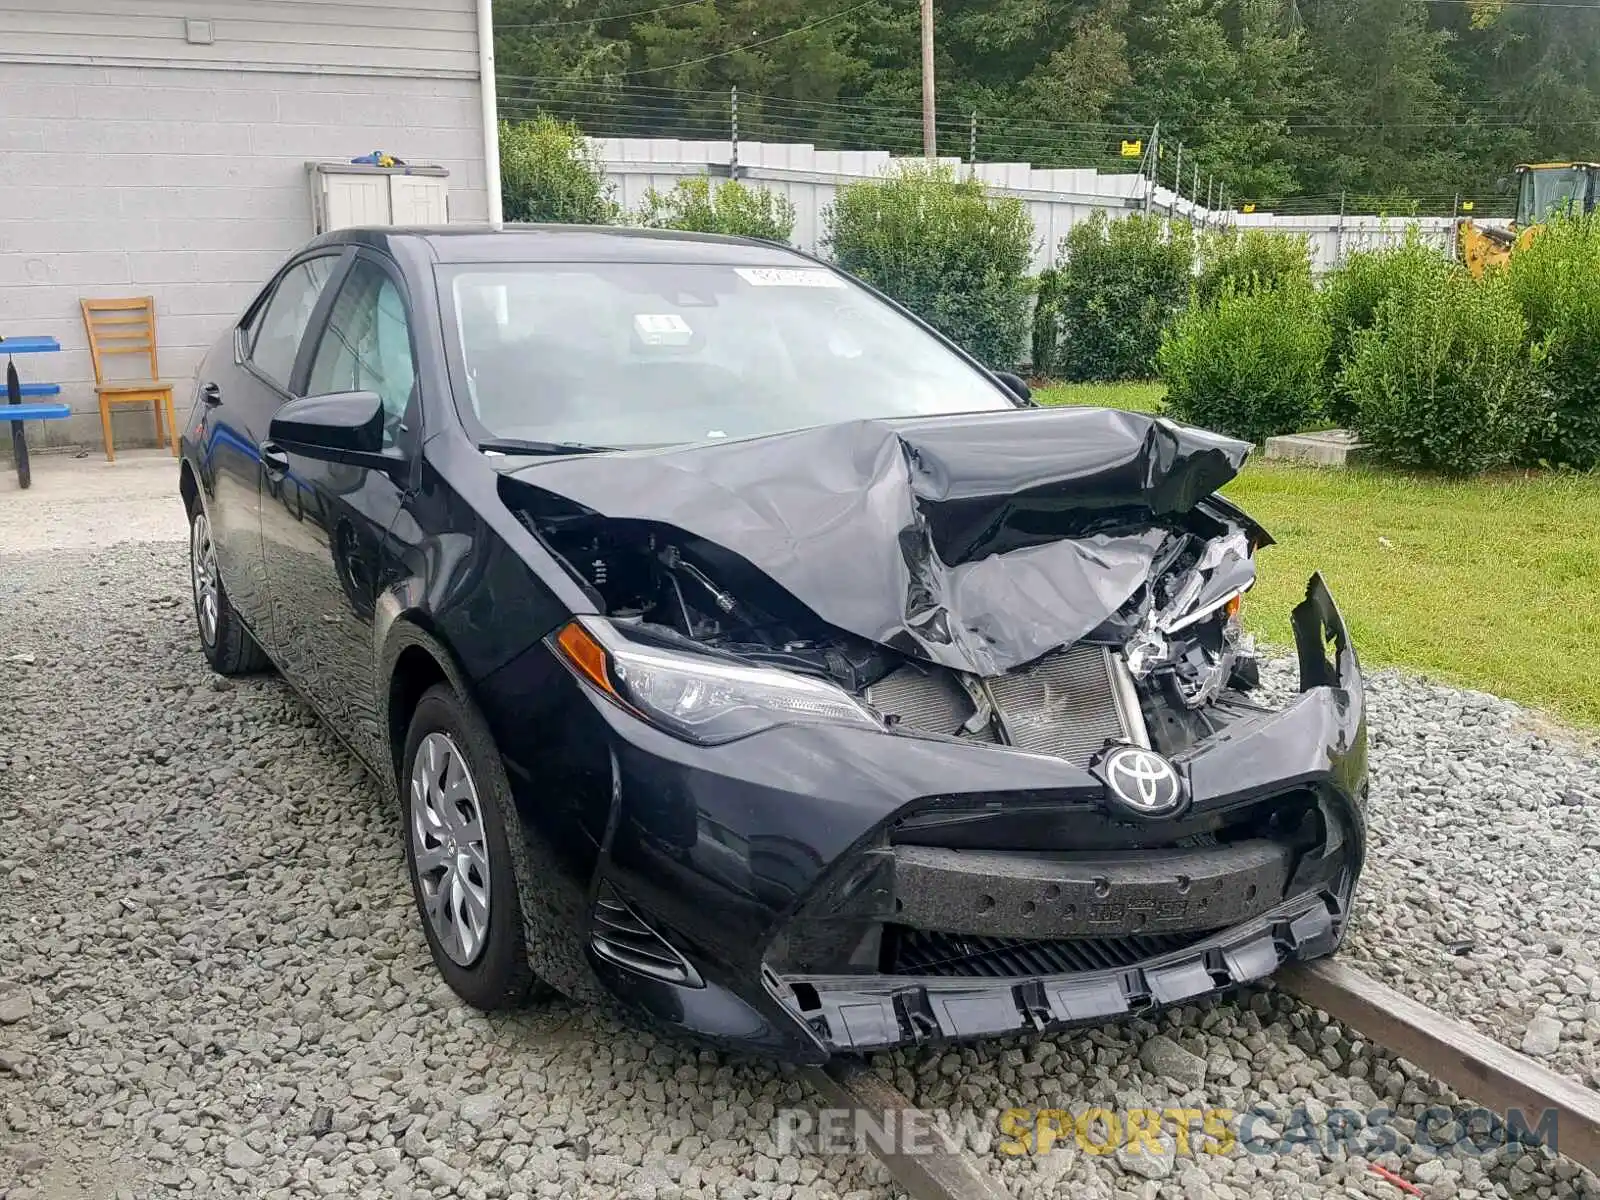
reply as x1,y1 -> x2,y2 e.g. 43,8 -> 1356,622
477,437 -> 615,457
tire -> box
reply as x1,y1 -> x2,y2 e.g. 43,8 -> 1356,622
189,503 -> 270,676
401,683 -> 543,1011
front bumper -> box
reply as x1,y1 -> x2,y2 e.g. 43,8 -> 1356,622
560,575 -> 1368,1062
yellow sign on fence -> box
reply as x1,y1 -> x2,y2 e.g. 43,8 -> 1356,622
1120,139 -> 1143,158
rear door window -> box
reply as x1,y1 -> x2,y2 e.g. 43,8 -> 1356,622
247,257 -> 337,390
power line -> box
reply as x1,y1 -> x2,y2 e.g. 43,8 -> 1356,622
500,74 -> 1600,136
499,76 -> 1146,134
615,0 -> 880,77
495,0 -> 712,31
1414,0 -> 1600,9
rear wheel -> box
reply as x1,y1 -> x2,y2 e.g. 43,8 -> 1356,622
401,684 -> 543,1010
189,505 -> 269,675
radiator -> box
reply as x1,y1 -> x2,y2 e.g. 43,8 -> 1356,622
864,663 -> 995,741
863,644 -> 1145,765
986,643 -> 1134,765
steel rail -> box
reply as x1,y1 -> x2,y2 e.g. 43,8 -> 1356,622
803,1062 -> 1012,1200
799,957 -> 1600,1200
1280,958 -> 1600,1174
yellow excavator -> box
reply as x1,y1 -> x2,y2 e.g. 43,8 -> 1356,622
1459,161 -> 1599,277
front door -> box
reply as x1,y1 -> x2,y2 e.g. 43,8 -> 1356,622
205,254 -> 339,647
260,252 -> 420,772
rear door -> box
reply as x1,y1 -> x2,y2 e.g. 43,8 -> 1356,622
208,252 -> 342,652
259,251 -> 421,769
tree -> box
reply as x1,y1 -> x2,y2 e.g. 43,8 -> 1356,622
1119,0 -> 1308,204
1293,0 -> 1464,202
499,116 -> 619,224
490,0 -> 1600,210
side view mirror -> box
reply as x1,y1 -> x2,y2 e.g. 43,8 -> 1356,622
994,371 -> 1035,406
270,391 -> 385,454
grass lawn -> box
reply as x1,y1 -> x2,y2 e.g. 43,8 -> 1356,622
1034,380 -> 1165,413
1038,381 -> 1600,727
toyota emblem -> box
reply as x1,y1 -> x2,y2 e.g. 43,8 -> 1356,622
1099,745 -> 1185,818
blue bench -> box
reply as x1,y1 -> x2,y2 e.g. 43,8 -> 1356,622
4,334 -> 66,489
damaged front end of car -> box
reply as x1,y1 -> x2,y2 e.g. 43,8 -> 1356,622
500,407 -> 1367,1057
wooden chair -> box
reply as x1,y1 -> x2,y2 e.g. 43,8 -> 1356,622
80,296 -> 178,461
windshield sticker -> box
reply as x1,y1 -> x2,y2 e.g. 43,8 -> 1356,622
734,267 -> 845,289
634,313 -> 693,345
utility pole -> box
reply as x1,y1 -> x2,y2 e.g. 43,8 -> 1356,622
1336,190 -> 1347,266
921,0 -> 937,160
1173,142 -> 1183,217
1143,121 -> 1159,215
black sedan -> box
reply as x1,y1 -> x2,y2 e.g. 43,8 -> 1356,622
178,225 -> 1367,1063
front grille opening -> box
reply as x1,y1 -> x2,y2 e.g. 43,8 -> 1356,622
590,881 -> 703,987
790,981 -> 821,1012
882,926 -> 1226,979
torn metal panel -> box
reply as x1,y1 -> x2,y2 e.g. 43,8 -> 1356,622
503,407 -> 1253,676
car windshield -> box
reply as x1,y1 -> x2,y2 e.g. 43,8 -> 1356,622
440,261 -> 1015,449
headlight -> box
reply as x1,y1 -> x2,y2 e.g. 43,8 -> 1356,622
550,617 -> 882,745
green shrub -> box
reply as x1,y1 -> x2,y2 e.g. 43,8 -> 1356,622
1158,277 -> 1330,443
1340,272 -> 1546,474
1506,215 -> 1600,469
1053,213 -> 1195,382
823,164 -> 1034,369
1195,228 -> 1312,307
1320,230 -> 1460,425
636,177 -> 796,243
1031,268 -> 1062,376
499,115 -> 618,225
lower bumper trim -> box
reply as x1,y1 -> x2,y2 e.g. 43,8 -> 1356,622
770,889 -> 1343,1053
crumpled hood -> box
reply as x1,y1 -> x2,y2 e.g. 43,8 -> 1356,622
506,407 -> 1253,676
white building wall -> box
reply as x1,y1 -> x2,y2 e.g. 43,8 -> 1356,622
0,1 -> 487,452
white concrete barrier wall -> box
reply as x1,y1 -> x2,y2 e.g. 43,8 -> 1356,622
592,136 -> 1495,274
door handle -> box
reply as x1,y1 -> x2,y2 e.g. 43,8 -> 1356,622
261,442 -> 290,475
201,381 -> 222,407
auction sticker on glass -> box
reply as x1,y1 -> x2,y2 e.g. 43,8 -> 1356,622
734,267 -> 844,288
633,313 -> 693,345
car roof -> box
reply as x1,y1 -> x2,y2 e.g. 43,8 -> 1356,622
317,224 -> 814,266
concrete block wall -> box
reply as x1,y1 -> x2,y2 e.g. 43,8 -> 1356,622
0,62 -> 488,454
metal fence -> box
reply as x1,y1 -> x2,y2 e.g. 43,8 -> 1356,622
592,135 -> 1503,274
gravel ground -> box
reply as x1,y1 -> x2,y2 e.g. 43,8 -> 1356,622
4,487 -> 1600,1200
0,542 -> 894,1200
1254,662 -> 1600,1088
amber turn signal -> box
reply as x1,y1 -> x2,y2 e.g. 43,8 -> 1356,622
556,621 -> 617,699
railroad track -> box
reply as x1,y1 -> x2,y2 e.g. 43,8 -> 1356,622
803,958 -> 1600,1200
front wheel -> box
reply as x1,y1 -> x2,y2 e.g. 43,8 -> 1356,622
189,504 -> 269,675
401,684 -> 543,1010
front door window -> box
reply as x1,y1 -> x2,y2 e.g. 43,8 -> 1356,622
306,260 -> 418,448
